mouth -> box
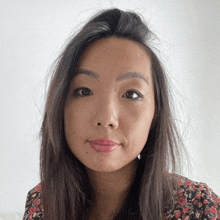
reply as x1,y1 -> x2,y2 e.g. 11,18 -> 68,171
89,139 -> 120,145
88,141 -> 120,153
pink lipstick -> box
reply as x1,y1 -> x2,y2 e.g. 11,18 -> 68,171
89,139 -> 120,153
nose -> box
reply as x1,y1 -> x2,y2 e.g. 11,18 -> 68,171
94,98 -> 119,129
97,117 -> 118,128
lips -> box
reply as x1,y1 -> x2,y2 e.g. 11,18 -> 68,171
89,139 -> 120,153
89,139 -> 120,145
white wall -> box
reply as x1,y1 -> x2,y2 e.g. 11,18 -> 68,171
1,0 -> 220,216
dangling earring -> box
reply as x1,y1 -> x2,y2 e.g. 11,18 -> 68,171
138,154 -> 141,160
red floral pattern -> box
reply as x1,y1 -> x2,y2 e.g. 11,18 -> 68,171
22,175 -> 220,219
163,175 -> 220,219
22,184 -> 43,220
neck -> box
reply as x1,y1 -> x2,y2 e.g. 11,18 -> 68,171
86,158 -> 139,216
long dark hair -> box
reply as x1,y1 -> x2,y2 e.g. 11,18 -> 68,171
39,8 -> 191,220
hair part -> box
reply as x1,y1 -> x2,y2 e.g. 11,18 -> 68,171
39,8 -> 191,220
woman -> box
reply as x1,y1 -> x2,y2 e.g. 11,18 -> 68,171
22,8 -> 220,220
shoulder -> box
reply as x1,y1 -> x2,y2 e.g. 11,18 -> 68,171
22,183 -> 43,220
164,173 -> 220,219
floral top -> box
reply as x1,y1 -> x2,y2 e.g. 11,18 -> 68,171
22,175 -> 220,220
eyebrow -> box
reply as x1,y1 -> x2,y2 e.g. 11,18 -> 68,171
75,68 -> 149,85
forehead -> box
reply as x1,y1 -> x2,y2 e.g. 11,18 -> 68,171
77,37 -> 151,71
72,37 -> 154,91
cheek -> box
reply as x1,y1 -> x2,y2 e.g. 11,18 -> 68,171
64,101 -> 94,144
124,103 -> 154,142
127,101 -> 154,125
65,102 -> 87,125
64,105 -> 83,140
64,108 -> 73,142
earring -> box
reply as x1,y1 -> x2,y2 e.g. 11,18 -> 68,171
138,154 -> 141,160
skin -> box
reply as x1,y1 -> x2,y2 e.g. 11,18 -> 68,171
64,37 -> 155,219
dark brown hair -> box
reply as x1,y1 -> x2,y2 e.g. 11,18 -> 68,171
39,8 -> 191,220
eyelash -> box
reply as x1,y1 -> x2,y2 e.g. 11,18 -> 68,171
73,87 -> 143,100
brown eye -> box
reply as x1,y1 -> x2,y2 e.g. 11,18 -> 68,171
73,87 -> 143,100
73,87 -> 92,97
123,90 -> 142,100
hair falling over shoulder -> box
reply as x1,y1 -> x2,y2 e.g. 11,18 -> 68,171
39,8 -> 191,220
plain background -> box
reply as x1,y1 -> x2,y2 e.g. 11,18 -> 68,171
1,0 -> 220,218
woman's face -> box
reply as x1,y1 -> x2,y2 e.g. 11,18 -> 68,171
64,37 -> 155,172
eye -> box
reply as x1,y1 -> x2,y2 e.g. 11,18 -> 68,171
123,90 -> 143,100
73,87 -> 143,100
73,87 -> 92,97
